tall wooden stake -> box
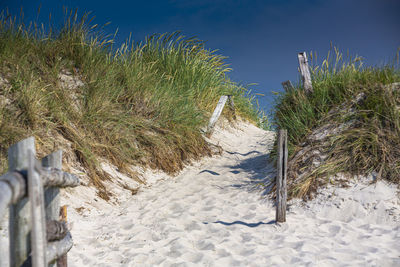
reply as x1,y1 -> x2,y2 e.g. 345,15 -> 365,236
28,149 -> 47,267
298,52 -> 313,94
42,150 -> 62,267
276,129 -> 288,223
8,137 -> 35,267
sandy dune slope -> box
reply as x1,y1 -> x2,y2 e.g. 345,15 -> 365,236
1,121 -> 399,266
65,121 -> 399,266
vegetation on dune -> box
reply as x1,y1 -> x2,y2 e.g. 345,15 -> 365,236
273,47 -> 400,199
0,9 -> 263,199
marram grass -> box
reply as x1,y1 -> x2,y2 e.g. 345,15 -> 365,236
0,10 -> 265,199
273,47 -> 400,199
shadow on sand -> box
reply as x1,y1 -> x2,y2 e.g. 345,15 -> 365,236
203,220 -> 276,227
225,152 -> 276,196
199,170 -> 220,176
225,150 -> 261,157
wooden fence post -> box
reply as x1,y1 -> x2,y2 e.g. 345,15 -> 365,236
298,52 -> 313,94
42,150 -> 63,267
42,150 -> 62,221
0,177 -> 12,267
8,136 -> 35,267
28,149 -> 47,266
276,129 -> 288,223
207,95 -> 228,136
281,80 -> 295,93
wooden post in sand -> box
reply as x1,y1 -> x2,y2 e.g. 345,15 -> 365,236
8,137 -> 35,267
42,150 -> 62,267
276,129 -> 288,223
298,52 -> 313,94
27,149 -> 47,266
207,95 -> 229,136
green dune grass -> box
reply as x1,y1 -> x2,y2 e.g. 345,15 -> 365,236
273,48 -> 400,198
0,9 -> 266,199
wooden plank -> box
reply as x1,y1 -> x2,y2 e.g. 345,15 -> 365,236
227,95 -> 236,120
57,205 -> 68,267
43,150 -> 62,267
0,180 -> 12,266
207,95 -> 228,135
41,167 -> 80,188
42,150 -> 62,220
28,149 -> 47,266
0,165 -> 78,218
0,172 -> 26,267
0,172 -> 25,219
0,171 -> 26,204
47,232 -> 73,265
8,136 -> 35,267
276,129 -> 288,223
42,153 -> 62,222
297,52 -> 313,94
0,181 -> 12,220
281,80 -> 295,93
46,220 -> 68,242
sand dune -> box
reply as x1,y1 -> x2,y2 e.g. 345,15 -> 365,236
64,121 -> 399,266
1,121 -> 399,266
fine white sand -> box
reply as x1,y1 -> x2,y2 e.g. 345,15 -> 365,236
1,120 -> 399,266
64,121 -> 399,266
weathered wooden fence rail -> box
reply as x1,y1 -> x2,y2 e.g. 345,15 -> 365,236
206,95 -> 235,136
0,137 -> 80,267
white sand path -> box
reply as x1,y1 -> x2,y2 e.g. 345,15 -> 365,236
65,122 -> 399,266
2,121 -> 398,266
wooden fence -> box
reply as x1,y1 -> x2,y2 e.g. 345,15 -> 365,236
0,137 -> 80,267
275,52 -> 313,223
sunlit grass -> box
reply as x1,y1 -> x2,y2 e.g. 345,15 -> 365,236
0,8 -> 265,199
273,47 -> 400,198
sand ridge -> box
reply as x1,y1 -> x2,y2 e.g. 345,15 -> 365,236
64,121 -> 399,266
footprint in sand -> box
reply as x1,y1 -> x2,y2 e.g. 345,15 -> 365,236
239,248 -> 255,256
328,225 -> 341,235
181,252 -> 204,262
216,248 -> 231,257
167,249 -> 183,258
240,232 -> 253,242
242,212 -> 256,220
121,220 -> 134,230
196,240 -> 216,251
184,221 -> 202,231
319,223 -> 342,237
202,205 -> 214,212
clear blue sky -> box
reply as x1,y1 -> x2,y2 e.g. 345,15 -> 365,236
1,0 -> 399,115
